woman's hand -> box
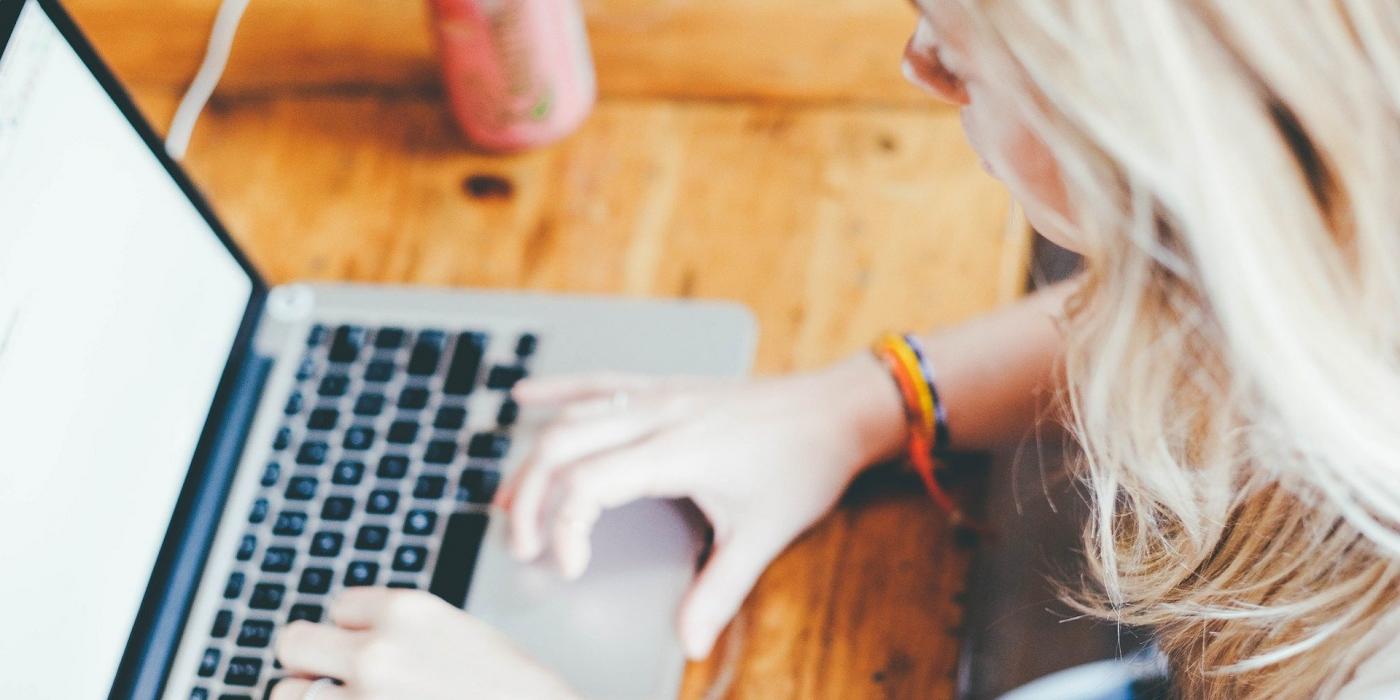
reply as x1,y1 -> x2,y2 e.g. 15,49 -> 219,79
272,588 -> 577,700
497,355 -> 905,659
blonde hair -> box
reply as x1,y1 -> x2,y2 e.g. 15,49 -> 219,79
960,1 -> 1400,695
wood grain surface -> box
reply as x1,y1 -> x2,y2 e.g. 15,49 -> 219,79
63,1 -> 1029,697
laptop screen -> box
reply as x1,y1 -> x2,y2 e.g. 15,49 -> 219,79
0,2 -> 254,696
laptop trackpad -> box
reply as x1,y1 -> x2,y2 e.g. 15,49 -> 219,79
465,499 -> 705,699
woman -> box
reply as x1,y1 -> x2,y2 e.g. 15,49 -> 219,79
272,0 -> 1400,697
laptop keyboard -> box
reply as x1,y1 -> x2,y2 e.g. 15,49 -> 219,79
186,323 -> 537,700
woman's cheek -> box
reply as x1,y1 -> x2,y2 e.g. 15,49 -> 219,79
960,96 -> 1080,251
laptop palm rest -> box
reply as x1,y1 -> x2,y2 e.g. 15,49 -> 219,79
466,499 -> 706,699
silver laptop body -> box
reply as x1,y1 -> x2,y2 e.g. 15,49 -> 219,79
0,2 -> 755,699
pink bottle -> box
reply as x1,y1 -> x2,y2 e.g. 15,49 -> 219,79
427,0 -> 597,152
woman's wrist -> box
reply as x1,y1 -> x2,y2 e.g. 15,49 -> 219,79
816,353 -> 910,471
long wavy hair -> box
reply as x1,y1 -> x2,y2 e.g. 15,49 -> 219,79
960,1 -> 1400,695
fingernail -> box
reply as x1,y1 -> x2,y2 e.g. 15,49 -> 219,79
681,622 -> 714,660
510,535 -> 535,560
683,634 -> 709,660
566,550 -> 589,580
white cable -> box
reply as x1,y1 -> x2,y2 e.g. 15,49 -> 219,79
165,0 -> 251,161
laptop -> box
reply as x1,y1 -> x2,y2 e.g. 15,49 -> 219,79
0,1 -> 756,698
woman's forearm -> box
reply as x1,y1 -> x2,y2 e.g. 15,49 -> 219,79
838,280 -> 1075,464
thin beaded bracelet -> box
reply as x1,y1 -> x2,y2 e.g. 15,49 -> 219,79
902,333 -> 951,451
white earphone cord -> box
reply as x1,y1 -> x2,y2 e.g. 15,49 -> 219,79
165,0 -> 251,161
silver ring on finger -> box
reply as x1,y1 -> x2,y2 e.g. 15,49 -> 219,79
303,677 -> 337,700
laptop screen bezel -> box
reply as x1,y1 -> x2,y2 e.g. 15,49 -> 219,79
0,0 -> 271,696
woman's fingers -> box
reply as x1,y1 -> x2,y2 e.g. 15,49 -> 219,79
327,586 -> 400,630
512,372 -> 715,407
275,621 -> 363,680
268,678 -> 351,700
511,372 -> 657,406
548,437 -> 688,579
677,530 -> 788,660
501,405 -> 676,560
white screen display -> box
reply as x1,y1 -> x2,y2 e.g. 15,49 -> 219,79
0,3 -> 254,697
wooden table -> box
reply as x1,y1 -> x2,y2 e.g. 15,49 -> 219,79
66,1 -> 1027,696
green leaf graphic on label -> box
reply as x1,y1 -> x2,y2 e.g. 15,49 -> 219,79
530,87 -> 554,120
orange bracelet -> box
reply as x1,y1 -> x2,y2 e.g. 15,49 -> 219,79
872,335 -> 963,521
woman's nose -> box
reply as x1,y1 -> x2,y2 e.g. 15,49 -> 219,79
901,19 -> 969,106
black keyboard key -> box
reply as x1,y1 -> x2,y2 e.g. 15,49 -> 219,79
248,498 -> 269,524
191,688 -> 209,700
364,359 -> 394,383
295,441 -> 328,466
306,324 -> 327,347
375,327 -> 406,350
310,531 -> 344,557
413,475 -> 446,500
434,406 -> 467,431
307,407 -> 339,431
272,428 -> 291,451
467,432 -> 510,459
318,374 -> 350,397
515,332 -> 538,357
343,426 -> 375,451
497,399 -> 519,426
443,332 -> 486,395
249,584 -> 285,611
355,525 -> 389,551
298,567 -> 333,594
377,455 -> 409,479
236,534 -> 256,562
259,462 -> 281,487
429,512 -> 490,607
285,476 -> 318,501
236,619 -> 274,648
424,440 -> 456,464
321,497 -> 355,521
284,391 -> 303,416
345,561 -> 379,587
354,393 -> 385,417
387,580 -> 418,589
393,545 -> 427,572
407,338 -> 443,376
485,365 -> 527,391
387,420 -> 419,445
328,325 -> 366,364
288,603 -> 323,623
306,408 -> 336,428
224,571 -> 246,599
224,657 -> 262,687
198,648 -> 220,677
295,356 -> 317,382
366,489 -> 399,515
418,329 -> 446,345
272,511 -> 307,537
218,694 -> 251,700
459,468 -> 500,504
211,610 -> 233,639
261,547 -> 295,573
332,459 -> 365,485
404,509 -> 437,536
399,387 -> 430,410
